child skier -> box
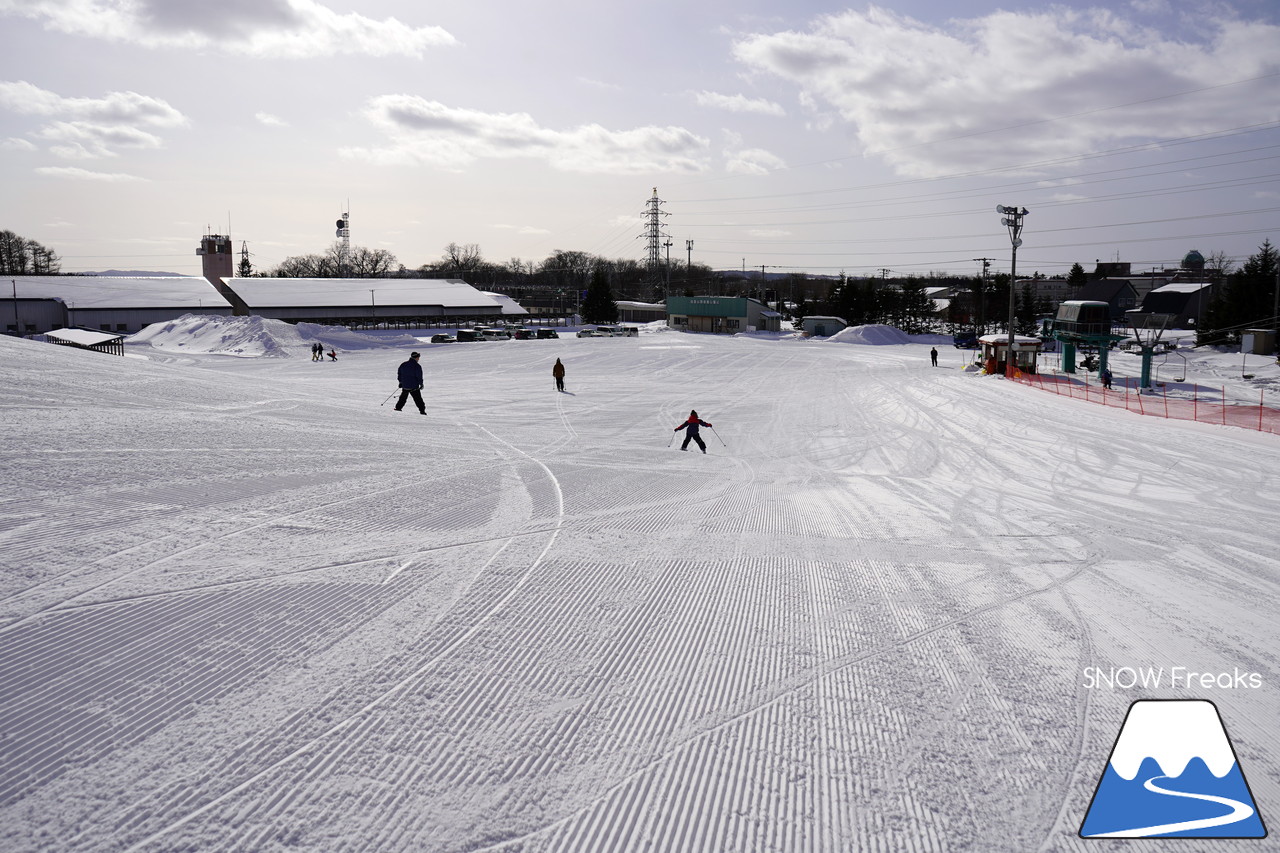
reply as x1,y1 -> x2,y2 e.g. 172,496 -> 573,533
674,410 -> 712,453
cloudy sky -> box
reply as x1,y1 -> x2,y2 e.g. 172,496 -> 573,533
1,0 -> 1278,278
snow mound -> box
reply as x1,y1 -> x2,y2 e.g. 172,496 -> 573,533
827,324 -> 912,345
127,314 -> 421,358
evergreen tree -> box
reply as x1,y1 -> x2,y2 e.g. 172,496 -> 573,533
1197,240 -> 1278,346
1015,281 -> 1039,335
1066,262 -> 1087,288
580,265 -> 618,324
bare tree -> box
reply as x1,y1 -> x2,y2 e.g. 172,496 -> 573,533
268,243 -> 399,278
0,230 -> 61,274
442,242 -> 483,273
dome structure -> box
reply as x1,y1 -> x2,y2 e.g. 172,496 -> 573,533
1182,249 -> 1205,271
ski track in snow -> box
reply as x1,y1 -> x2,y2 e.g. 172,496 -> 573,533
1,331 -> 1278,852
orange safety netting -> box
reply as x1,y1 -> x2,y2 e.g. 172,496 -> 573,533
1010,371 -> 1280,436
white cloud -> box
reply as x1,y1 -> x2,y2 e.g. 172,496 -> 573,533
342,95 -> 710,175
0,81 -> 185,161
726,147 -> 786,175
0,0 -> 455,58
722,131 -> 786,175
693,90 -> 785,116
255,111 -> 289,127
577,77 -> 623,92
0,81 -> 186,126
35,166 -> 147,182
493,224 -> 552,235
732,5 -> 1280,177
2,137 -> 36,151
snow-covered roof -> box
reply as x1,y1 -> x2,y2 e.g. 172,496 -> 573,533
480,291 -> 530,316
6,276 -> 230,309
220,277 -> 505,310
979,333 -> 1042,346
617,300 -> 666,310
1149,281 -> 1212,294
45,328 -> 125,346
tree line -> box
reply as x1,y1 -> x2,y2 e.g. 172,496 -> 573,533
1196,240 -> 1279,347
0,230 -> 61,275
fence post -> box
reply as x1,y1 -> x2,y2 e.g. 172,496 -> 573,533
1261,389 -> 1265,432
1223,386 -> 1227,426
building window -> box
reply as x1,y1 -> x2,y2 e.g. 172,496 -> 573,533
117,324 -> 128,332
101,324 -> 112,331
726,318 -> 740,329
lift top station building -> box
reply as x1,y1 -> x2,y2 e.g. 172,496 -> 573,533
1044,300 -> 1127,376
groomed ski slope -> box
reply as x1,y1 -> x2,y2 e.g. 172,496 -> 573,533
1,325 -> 1277,852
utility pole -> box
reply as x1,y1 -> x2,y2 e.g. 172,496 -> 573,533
972,257 -> 994,334
664,239 -> 673,297
995,205 -> 1030,377
685,239 -> 693,292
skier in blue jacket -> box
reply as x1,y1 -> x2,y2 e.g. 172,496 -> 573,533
395,352 -> 426,414
674,410 -> 711,452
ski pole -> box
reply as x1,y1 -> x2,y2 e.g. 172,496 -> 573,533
667,429 -> 676,448
379,389 -> 399,407
711,426 -> 726,447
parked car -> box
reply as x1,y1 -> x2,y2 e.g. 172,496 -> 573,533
513,328 -> 536,340
479,327 -> 511,340
576,328 -> 598,338
455,329 -> 478,342
952,331 -> 979,349
430,333 -> 456,344
617,326 -> 639,337
593,326 -> 618,337
536,328 -> 560,339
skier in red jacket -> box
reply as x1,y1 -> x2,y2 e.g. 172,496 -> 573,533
674,410 -> 712,453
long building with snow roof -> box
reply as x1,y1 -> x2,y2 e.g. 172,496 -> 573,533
3,276 -> 235,335
214,277 -> 517,328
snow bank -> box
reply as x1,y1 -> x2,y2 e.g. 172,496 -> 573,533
127,314 -> 422,358
827,324 -> 912,345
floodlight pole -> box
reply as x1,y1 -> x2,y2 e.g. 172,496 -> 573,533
996,205 -> 1029,377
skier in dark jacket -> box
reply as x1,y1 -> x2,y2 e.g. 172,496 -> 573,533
552,358 -> 566,392
395,352 -> 426,414
674,410 -> 711,452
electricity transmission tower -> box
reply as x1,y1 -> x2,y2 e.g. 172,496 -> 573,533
642,188 -> 670,299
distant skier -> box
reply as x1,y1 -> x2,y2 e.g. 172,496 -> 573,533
930,347 -> 938,366
674,410 -> 712,453
395,351 -> 426,414
312,342 -> 322,361
327,348 -> 337,362
552,358 -> 566,392
1100,366 -> 1113,390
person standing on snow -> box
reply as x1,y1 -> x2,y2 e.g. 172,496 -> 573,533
674,410 -> 712,453
930,347 -> 938,366
395,352 -> 427,414
552,358 -> 566,392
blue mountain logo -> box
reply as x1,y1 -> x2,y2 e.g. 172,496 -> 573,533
1080,699 -> 1267,838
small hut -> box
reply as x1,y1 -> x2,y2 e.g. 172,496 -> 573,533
979,334 -> 1042,375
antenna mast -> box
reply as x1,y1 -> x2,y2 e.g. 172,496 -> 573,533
335,207 -> 351,277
